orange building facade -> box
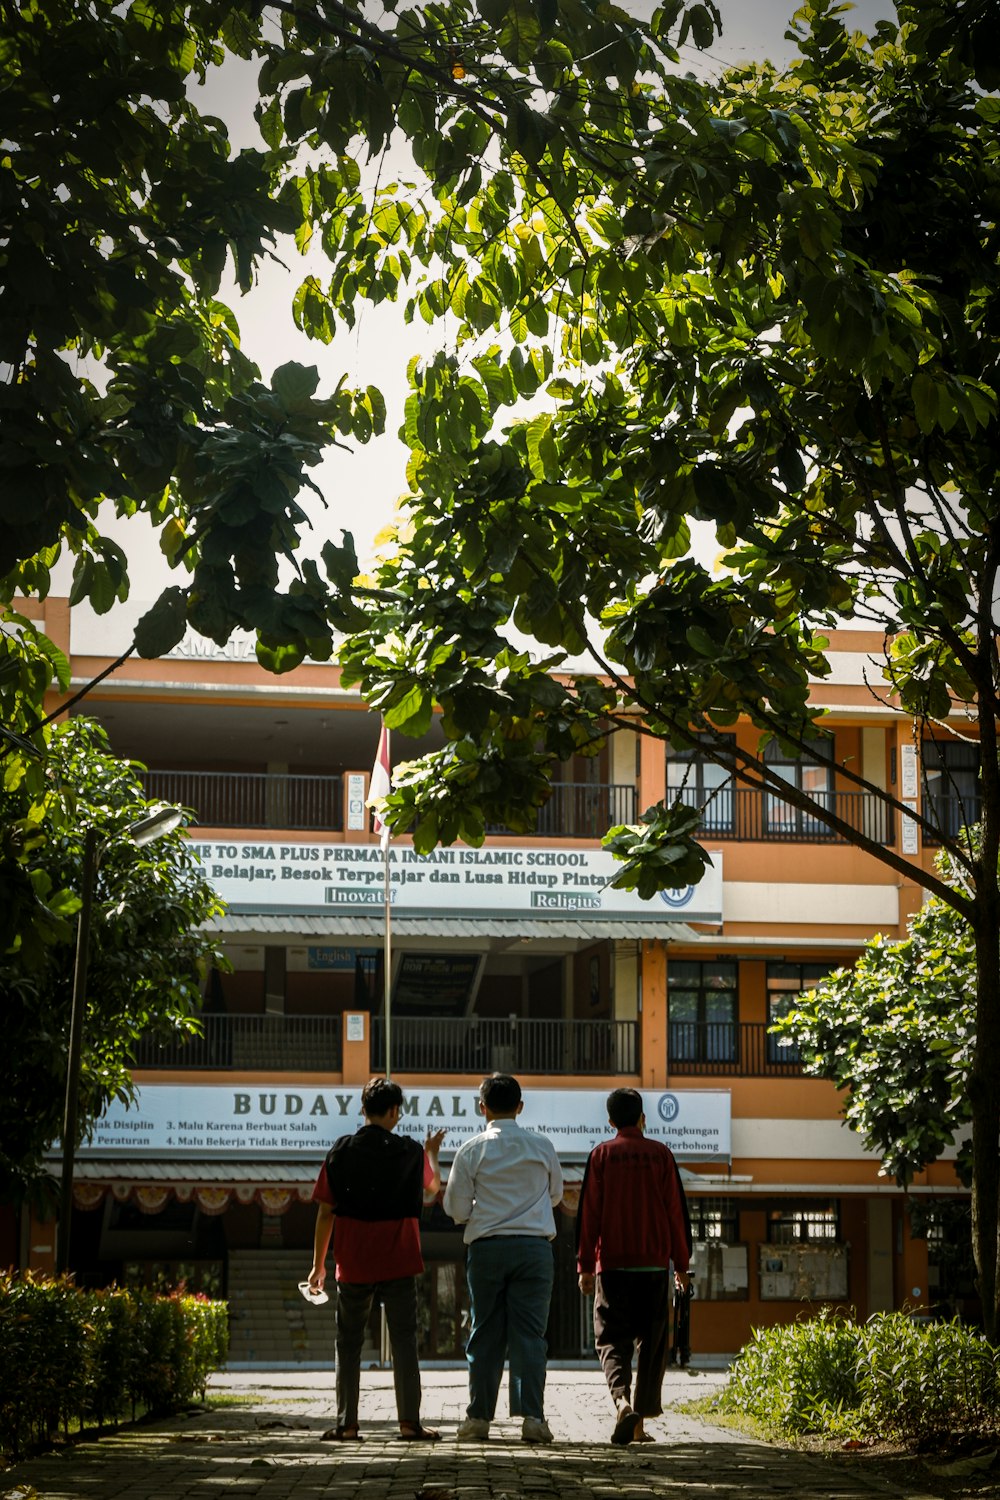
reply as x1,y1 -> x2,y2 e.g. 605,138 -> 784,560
16,594 -> 974,1362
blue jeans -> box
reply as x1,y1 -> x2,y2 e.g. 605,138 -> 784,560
464,1236 -> 554,1421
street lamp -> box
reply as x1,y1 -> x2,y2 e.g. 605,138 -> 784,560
56,803 -> 184,1275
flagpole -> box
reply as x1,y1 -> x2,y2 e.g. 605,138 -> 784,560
383,828 -> 392,1080
368,722 -> 393,1080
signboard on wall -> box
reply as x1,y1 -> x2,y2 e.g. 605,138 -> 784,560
75,1086 -> 731,1163
188,839 -> 723,923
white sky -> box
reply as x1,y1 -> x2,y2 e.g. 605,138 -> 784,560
185,0 -> 897,574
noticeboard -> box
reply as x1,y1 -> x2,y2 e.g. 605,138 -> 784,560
758,1243 -> 849,1301
390,952 -> 485,1017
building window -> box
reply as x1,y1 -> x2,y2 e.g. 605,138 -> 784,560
923,738 -> 980,839
668,961 -> 738,1063
763,734 -> 835,836
666,736 -> 735,834
688,1197 -> 739,1243
767,1201 -> 839,1244
765,963 -> 833,1065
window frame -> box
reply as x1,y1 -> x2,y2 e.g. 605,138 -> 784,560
667,960 -> 739,1064
922,737 -> 981,839
762,734 -> 835,837
765,962 -> 833,1065
666,735 -> 736,834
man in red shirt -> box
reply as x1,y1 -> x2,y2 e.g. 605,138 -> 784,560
308,1077 -> 444,1441
576,1088 -> 691,1445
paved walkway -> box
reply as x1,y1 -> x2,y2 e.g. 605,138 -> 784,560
2,1367 -> 931,1499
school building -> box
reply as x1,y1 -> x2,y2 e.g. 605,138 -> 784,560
12,588 -> 976,1361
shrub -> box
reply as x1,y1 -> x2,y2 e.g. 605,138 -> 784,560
721,1309 -> 1000,1445
859,1312 -> 1000,1444
721,1307 -> 863,1435
0,1273 -> 229,1460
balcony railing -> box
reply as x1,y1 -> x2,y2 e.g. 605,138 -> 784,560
141,771 -> 633,839
671,786 -> 894,844
487,783 -> 637,840
923,793 -> 982,846
668,1022 -> 803,1077
133,1015 -> 342,1072
372,1016 -> 639,1075
141,770 -> 344,832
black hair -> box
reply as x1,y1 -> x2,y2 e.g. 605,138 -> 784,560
480,1073 -> 522,1114
607,1087 -> 643,1128
362,1076 -> 404,1118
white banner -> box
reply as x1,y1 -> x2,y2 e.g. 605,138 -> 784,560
80,1085 -> 731,1163
189,839 -> 723,923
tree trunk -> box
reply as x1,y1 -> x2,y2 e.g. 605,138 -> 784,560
971,893 -> 1000,1342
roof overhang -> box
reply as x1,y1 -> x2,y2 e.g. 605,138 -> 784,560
203,914 -> 701,945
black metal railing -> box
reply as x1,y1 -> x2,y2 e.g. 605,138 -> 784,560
133,1015 -> 342,1072
670,786 -> 894,844
923,793 -> 982,846
668,1022 -> 804,1077
487,783 -> 637,840
371,1016 -> 639,1075
141,770 -> 344,832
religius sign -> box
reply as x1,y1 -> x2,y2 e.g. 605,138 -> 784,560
188,840 -> 723,923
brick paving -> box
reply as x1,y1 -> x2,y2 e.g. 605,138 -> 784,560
2,1368 -> 933,1499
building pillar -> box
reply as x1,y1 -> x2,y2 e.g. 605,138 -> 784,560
342,1011 -> 370,1084
27,1207 -> 57,1276
899,1201 -> 931,1311
638,729 -> 665,812
866,1196 -> 894,1314
641,940 -> 667,1089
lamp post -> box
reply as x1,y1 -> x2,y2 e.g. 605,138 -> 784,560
56,803 -> 184,1275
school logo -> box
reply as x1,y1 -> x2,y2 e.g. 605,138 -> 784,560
659,886 -> 694,908
657,1093 -> 680,1123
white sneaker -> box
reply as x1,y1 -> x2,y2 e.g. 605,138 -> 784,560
456,1417 -> 490,1441
521,1417 -> 553,1444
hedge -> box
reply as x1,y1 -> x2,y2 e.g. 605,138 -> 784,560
0,1272 -> 229,1459
720,1307 -> 1000,1444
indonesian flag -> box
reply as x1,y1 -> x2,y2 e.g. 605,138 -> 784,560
368,722 -> 392,848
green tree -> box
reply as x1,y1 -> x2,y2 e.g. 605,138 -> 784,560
0,0 -> 687,686
5,0 -> 1000,1332
0,716 -> 226,1202
772,859 -> 976,1190
332,4 -> 1000,1332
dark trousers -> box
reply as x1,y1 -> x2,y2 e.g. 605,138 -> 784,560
593,1270 -> 671,1418
335,1276 -> 421,1431
465,1237 -> 554,1421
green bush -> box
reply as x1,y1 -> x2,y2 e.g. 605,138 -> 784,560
859,1312 -> 1000,1443
722,1307 -> 863,1435
721,1309 -> 1000,1445
0,1273 -> 229,1460
82,1288 -> 137,1427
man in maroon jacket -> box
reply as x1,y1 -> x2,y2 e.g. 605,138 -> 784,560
576,1088 -> 692,1445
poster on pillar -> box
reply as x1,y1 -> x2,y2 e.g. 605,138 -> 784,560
186,840 -> 723,923
72,1085 -> 731,1163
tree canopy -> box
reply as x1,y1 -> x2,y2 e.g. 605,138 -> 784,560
332,1 -> 1000,1326
0,717 -> 225,1203
772,855 -> 976,1190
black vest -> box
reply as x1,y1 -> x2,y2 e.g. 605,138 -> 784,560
323,1125 -> 424,1222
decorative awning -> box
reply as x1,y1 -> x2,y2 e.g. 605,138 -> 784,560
68,1157 -> 590,1216
204,914 -> 701,943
